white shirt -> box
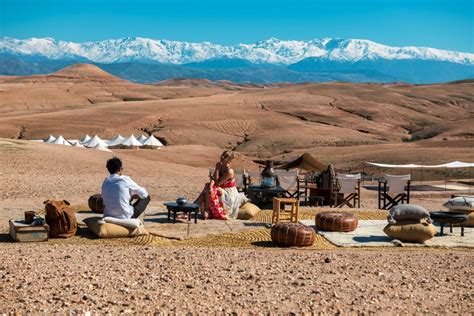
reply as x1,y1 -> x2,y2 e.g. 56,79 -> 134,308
101,174 -> 148,219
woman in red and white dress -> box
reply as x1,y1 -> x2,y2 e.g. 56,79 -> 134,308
195,150 -> 248,220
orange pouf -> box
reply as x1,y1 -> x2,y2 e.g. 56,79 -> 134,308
315,212 -> 358,232
271,223 -> 315,247
88,194 -> 105,213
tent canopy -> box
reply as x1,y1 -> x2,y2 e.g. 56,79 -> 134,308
278,153 -> 328,172
143,135 -> 163,147
366,161 -> 474,169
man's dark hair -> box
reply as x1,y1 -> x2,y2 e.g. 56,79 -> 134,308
106,157 -> 122,174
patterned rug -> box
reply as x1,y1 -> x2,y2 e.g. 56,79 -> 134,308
46,208 -> 388,249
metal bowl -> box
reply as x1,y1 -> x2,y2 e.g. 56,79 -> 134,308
176,197 -> 187,205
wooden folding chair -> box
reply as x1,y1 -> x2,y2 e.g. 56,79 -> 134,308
378,174 -> 411,210
333,173 -> 361,208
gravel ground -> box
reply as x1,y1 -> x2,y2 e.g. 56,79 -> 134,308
0,244 -> 472,314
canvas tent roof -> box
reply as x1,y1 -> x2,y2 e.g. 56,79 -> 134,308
137,135 -> 148,144
143,135 -> 163,147
84,135 -> 108,148
73,142 -> 85,148
50,135 -> 71,146
122,135 -> 142,147
80,135 -> 91,144
107,135 -> 126,147
93,143 -> 112,152
277,153 -> 328,172
366,161 -> 474,169
44,135 -> 57,143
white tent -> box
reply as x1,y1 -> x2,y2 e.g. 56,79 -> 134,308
366,161 -> 474,169
73,142 -> 85,148
122,135 -> 142,148
137,135 -> 148,144
84,135 -> 108,148
80,135 -> 92,144
50,135 -> 71,146
142,135 -> 163,149
107,135 -> 126,148
93,143 -> 112,152
44,135 -> 56,143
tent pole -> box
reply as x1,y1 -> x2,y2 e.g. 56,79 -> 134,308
445,167 -> 447,191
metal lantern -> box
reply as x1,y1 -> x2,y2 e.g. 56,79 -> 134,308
261,160 -> 277,188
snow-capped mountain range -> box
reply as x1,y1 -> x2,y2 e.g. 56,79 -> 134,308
1,36 -> 473,65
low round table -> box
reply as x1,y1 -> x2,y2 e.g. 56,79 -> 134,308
430,211 -> 467,237
164,202 -> 200,224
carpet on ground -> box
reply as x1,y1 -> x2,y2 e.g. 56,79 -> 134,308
299,219 -> 474,248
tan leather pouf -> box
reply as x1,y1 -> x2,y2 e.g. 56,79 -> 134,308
271,223 -> 315,247
88,194 -> 105,213
316,212 -> 358,232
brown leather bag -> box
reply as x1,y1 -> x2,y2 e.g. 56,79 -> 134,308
44,199 -> 77,238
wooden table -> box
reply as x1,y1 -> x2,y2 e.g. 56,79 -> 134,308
164,202 -> 200,224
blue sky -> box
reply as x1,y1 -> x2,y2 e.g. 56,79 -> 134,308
1,0 -> 473,52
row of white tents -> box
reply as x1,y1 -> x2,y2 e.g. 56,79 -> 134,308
35,134 -> 163,152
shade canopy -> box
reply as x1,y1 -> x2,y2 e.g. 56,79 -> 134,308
366,161 -> 474,169
277,153 -> 328,172
93,143 -> 112,152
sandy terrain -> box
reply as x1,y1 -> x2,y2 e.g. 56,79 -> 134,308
0,246 -> 472,314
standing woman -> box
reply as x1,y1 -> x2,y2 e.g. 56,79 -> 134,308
195,150 -> 248,220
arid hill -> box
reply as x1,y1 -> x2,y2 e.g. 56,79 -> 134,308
0,63 -> 472,159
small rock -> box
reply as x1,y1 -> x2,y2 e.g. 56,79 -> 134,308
324,257 -> 331,263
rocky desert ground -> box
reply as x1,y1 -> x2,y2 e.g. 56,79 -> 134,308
0,64 -> 473,314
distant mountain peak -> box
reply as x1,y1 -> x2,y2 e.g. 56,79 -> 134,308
1,36 -> 473,66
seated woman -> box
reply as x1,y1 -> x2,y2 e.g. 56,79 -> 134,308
195,150 -> 248,220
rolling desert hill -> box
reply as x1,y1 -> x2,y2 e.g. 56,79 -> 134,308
0,63 -> 472,163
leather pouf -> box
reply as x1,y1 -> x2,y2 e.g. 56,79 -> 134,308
316,212 -> 358,232
88,194 -> 105,213
271,223 -> 315,247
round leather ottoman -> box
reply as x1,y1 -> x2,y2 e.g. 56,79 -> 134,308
271,223 -> 315,247
315,212 -> 358,232
88,194 -> 105,213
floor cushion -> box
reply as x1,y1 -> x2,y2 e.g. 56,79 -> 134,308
443,196 -> 474,211
452,210 -> 474,227
384,219 -> 437,243
315,212 -> 358,232
271,223 -> 315,247
388,204 -> 431,224
103,217 -> 142,228
238,202 -> 261,220
84,217 -> 148,238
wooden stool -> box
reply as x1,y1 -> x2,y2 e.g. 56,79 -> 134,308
272,198 -> 299,224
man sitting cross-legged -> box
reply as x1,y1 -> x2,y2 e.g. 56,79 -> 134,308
101,157 -> 150,220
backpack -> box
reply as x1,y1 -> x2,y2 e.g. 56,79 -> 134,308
44,199 -> 77,238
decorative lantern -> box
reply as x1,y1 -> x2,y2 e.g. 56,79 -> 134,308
261,160 -> 277,188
